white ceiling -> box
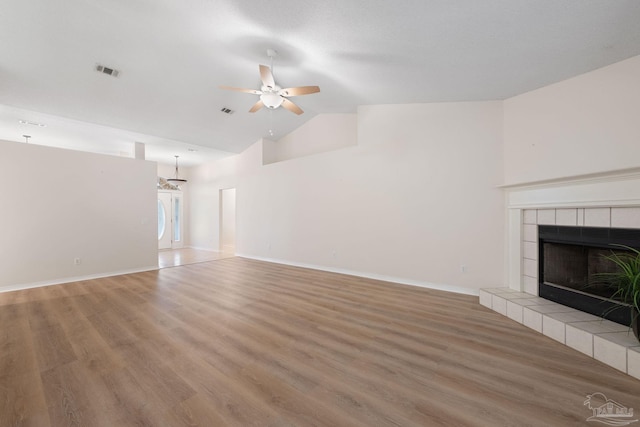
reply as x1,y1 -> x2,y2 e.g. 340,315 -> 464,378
1,0 -> 640,166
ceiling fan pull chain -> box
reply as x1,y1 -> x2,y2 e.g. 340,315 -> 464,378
269,109 -> 274,137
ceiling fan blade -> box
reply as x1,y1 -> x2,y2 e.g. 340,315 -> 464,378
281,98 -> 303,115
219,85 -> 262,95
279,86 -> 320,97
249,100 -> 264,113
259,65 -> 275,89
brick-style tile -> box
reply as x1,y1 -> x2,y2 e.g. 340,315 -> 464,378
479,290 -> 492,308
523,275 -> 538,295
523,258 -> 538,278
507,301 -> 523,323
523,241 -> 537,260
611,207 -> 640,229
523,307 -> 543,332
537,209 -> 556,225
491,295 -> 507,315
523,224 -> 537,243
584,208 -> 611,227
594,332 -> 637,373
523,209 -> 537,225
543,315 -> 566,343
566,324 -> 593,356
556,209 -> 577,226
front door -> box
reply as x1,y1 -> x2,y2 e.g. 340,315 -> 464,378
158,192 -> 172,249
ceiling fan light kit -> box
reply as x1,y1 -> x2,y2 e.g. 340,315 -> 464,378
220,49 -> 320,115
260,92 -> 284,109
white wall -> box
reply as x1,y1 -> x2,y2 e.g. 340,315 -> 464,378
191,104 -> 505,294
220,188 -> 236,253
265,113 -> 357,163
504,55 -> 640,184
0,140 -> 158,290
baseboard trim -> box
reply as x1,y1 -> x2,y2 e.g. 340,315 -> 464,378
0,265 -> 159,294
235,253 -> 479,296
1,256 -> 482,297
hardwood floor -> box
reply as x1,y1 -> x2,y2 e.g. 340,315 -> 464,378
1,257 -> 639,426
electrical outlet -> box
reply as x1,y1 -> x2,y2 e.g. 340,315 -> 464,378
74,257 -> 82,265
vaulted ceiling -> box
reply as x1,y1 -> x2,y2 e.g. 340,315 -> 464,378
1,0 -> 640,165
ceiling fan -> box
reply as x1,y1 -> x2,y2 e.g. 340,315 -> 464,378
220,50 -> 320,115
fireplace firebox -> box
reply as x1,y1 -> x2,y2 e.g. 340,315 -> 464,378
538,225 -> 640,326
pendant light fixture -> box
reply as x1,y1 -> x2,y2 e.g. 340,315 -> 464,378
167,155 -> 187,186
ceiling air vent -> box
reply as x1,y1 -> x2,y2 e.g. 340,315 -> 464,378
95,64 -> 120,78
220,107 -> 234,114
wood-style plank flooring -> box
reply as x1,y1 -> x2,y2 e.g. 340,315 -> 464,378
1,257 -> 639,426
158,248 -> 233,268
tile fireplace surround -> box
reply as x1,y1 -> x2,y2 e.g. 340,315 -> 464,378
482,169 -> 640,379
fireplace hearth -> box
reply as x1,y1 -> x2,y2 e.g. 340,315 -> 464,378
538,225 -> 640,326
